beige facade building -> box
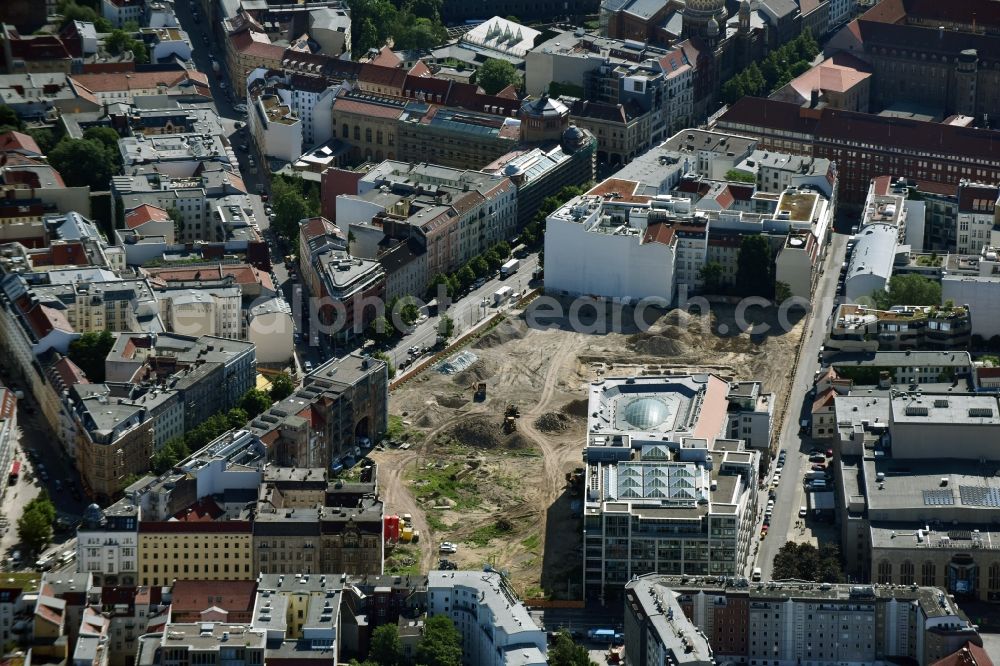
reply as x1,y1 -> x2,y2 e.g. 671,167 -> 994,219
138,520 -> 253,587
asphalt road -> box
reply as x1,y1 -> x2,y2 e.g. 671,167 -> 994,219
756,231 -> 847,579
0,387 -> 87,568
386,252 -> 540,371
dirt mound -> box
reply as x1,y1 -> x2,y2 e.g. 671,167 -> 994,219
446,415 -> 533,450
561,398 -> 589,418
630,334 -> 689,357
535,412 -> 572,433
451,361 -> 494,386
437,394 -> 469,409
474,319 -> 527,349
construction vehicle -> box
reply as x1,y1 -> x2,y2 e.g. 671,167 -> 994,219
565,467 -> 584,495
502,403 -> 520,434
472,382 -> 486,401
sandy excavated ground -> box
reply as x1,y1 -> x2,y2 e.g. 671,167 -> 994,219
370,300 -> 804,599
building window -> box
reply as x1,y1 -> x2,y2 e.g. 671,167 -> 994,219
989,563 -> 1000,591
365,128 -> 372,143
354,126 -> 360,140
877,560 -> 892,584
900,561 -> 914,585
922,561 -> 936,586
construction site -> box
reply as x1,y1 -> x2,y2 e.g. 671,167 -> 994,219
370,298 -> 806,599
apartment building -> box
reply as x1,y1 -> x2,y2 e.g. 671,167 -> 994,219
223,12 -> 287,97
942,248 -> 1000,339
76,502 -> 139,587
826,303 -> 972,353
332,163 -> 517,289
248,353 -> 389,468
301,247 -> 384,342
247,93 -> 302,164
253,466 -> 384,576
0,573 -> 41,649
135,622 -> 266,666
625,577 -> 984,666
112,167 -> 254,246
138,519 -> 254,587
69,70 -> 211,105
246,68 -> 341,152
101,0 -> 143,27
396,104 -> 522,171
72,388 -> 155,502
581,374 -> 763,602
427,571 -> 547,666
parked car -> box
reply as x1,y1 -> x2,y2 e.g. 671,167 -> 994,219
799,506 -> 808,518
234,103 -> 248,113
439,542 -> 458,554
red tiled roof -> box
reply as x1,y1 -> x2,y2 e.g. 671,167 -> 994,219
240,42 -> 286,60
143,263 -> 267,288
871,175 -> 893,196
587,178 -> 641,198
51,356 -> 89,387
714,186 -> 735,209
931,641 -> 993,666
71,70 -> 207,94
172,498 -> 224,522
50,242 -> 89,266
170,580 -> 257,613
812,387 -> 836,412
370,46 -> 402,68
332,96 -> 404,119
125,204 -> 170,229
0,131 -> 42,156
358,63 -> 407,89
643,222 -> 676,246
300,216 -> 342,241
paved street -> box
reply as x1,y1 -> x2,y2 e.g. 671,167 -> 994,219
0,389 -> 87,568
386,252 -> 540,371
756,231 -> 847,579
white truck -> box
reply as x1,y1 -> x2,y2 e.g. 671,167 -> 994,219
500,258 -> 520,278
493,285 -> 513,305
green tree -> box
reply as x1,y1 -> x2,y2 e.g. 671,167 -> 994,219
48,137 -> 118,189
58,0 -> 100,27
774,281 -> 792,303
83,126 -> 121,152
476,58 -> 520,95
95,17 -> 113,32
393,15 -> 447,50
68,329 -> 115,381
269,372 -> 295,401
398,298 -> 420,326
368,624 -> 403,666
150,437 -> 189,473
18,504 -> 53,555
366,316 -> 394,345
439,315 -> 455,340
371,351 -> 395,379
0,104 -> 23,132
493,240 -> 511,258
408,0 -> 443,20
724,168 -> 756,183
735,234 -> 774,298
548,632 -> 596,666
721,77 -> 745,104
470,256 -> 490,277
105,29 -> 133,55
456,265 -> 476,288
239,388 -> 273,417
744,62 -> 766,96
226,407 -> 249,429
348,0 -> 398,53
772,542 -> 844,583
698,261 -> 725,293
428,273 -> 455,299
25,127 -> 58,154
415,615 -> 462,666
871,274 -> 942,309
122,19 -> 140,31
483,248 -> 503,272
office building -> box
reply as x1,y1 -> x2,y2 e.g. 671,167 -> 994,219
581,374 -> 764,601
716,97 -> 1000,207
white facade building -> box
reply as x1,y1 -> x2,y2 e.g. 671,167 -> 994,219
76,503 -> 139,587
247,297 -> 295,365
844,223 -> 898,303
248,93 -> 303,164
156,287 -> 242,339
101,0 -> 144,27
544,195 -> 681,303
427,571 -> 547,666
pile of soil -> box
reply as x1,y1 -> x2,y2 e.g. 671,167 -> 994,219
437,394 -> 469,409
535,412 -> 572,433
561,398 -> 589,418
451,361 -> 494,386
446,415 -> 533,450
630,334 -> 689,356
474,319 -> 527,349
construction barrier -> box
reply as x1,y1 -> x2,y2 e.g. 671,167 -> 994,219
522,598 -> 586,609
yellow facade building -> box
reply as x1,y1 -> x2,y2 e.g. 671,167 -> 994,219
138,520 -> 253,587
